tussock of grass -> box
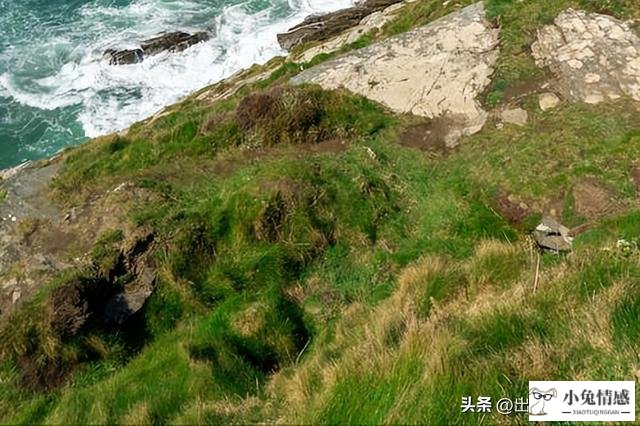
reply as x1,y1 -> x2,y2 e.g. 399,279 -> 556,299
51,85 -> 392,205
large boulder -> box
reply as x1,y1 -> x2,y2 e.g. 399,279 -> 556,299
277,0 -> 402,51
141,31 -> 210,55
104,31 -> 210,66
532,9 -> 640,104
291,2 -> 499,146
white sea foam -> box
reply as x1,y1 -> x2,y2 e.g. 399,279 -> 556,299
1,0 -> 357,139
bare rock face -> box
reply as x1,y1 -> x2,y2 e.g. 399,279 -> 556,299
0,162 -> 64,318
291,2 -> 499,146
104,31 -> 210,66
532,9 -> 640,104
104,279 -> 155,325
277,0 -> 403,51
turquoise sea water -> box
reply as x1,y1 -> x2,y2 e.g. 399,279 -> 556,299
0,0 -> 355,169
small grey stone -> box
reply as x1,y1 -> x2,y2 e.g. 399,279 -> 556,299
533,217 -> 573,253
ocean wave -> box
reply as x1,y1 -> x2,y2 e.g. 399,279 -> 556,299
1,0 -> 356,140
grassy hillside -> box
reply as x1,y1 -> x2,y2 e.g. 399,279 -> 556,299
1,0 -> 640,424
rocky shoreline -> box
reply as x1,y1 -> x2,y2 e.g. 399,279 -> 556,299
104,30 -> 212,65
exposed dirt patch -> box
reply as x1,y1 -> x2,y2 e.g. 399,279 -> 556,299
397,120 -> 452,155
568,222 -> 595,238
502,78 -> 548,103
493,191 -> 532,225
296,138 -> 349,155
493,190 -> 572,228
540,193 -> 566,221
50,278 -> 93,338
572,178 -> 620,219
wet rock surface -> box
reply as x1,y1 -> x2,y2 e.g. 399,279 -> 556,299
291,1 -> 408,63
277,0 -> 403,51
291,2 -> 499,146
532,9 -> 640,104
141,31 -> 210,55
104,31 -> 210,65
104,48 -> 144,66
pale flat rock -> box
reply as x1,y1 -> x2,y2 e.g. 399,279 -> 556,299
501,107 -> 528,126
291,2 -> 499,146
539,92 -> 561,111
532,9 -> 640,103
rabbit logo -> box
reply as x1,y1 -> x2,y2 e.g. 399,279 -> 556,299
529,388 -> 557,416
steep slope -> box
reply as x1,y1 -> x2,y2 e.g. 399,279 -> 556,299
1,0 -> 640,424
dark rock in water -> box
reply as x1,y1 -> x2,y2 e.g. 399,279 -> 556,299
141,31 -> 210,55
104,31 -> 210,66
277,0 -> 402,51
104,48 -> 144,66
533,217 -> 573,253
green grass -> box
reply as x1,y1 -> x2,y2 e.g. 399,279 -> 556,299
382,0 -> 475,37
612,285 -> 640,344
2,0 -> 640,423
